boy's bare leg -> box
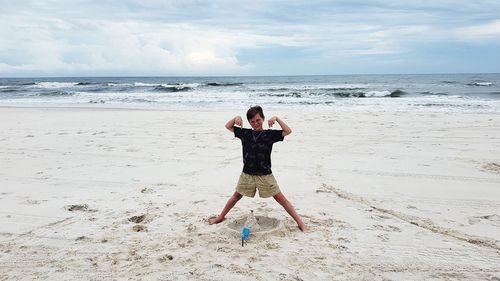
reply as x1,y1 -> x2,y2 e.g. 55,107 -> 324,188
273,192 -> 309,232
208,192 -> 243,225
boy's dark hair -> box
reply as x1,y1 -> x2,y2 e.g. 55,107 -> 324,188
247,105 -> 264,120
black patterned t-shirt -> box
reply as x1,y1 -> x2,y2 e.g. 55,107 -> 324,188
234,126 -> 284,175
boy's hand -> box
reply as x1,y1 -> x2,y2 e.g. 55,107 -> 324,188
226,115 -> 243,132
268,116 -> 292,136
234,116 -> 243,127
268,116 -> 278,127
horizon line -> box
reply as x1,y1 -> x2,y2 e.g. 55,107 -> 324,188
1,72 -> 499,79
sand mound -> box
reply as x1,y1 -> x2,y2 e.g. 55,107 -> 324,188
225,215 -> 283,235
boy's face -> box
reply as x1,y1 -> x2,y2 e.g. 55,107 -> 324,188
248,114 -> 264,131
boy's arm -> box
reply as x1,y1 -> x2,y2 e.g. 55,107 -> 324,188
268,116 -> 292,136
225,116 -> 243,132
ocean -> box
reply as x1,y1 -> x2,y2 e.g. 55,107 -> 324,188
1,74 -> 499,112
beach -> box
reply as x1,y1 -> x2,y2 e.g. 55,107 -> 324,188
1,106 -> 499,280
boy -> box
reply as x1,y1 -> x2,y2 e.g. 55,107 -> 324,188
208,106 -> 309,232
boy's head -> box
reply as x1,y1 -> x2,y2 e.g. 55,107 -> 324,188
246,105 -> 264,120
247,105 -> 264,131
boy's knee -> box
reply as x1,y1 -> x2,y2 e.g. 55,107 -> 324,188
233,192 -> 243,200
273,194 -> 288,206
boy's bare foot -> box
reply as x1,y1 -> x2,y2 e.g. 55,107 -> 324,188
298,223 -> 310,232
208,216 -> 224,225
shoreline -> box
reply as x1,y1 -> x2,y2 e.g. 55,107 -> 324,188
2,104 -> 500,114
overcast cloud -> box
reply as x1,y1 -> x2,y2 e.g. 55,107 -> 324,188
1,0 -> 499,77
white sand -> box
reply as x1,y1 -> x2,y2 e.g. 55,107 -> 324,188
1,107 -> 499,280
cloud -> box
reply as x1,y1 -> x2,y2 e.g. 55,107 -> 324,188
1,0 -> 500,76
0,17 -> 258,75
456,19 -> 500,40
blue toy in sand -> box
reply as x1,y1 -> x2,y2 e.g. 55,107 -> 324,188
241,226 -> 250,246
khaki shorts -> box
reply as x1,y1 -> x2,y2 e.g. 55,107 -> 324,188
236,172 -> 281,198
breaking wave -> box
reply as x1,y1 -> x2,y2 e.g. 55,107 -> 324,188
258,89 -> 406,98
152,85 -> 192,92
205,82 -> 243,87
37,91 -> 76,97
467,82 -> 493,86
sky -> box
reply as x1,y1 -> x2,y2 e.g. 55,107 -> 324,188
1,0 -> 500,77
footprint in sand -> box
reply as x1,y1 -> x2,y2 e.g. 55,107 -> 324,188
377,234 -> 390,242
305,215 -> 350,229
372,224 -> 402,232
75,236 -> 92,242
332,243 -> 348,250
140,187 -> 153,194
65,204 -> 97,212
372,214 -> 392,221
264,241 -> 280,249
337,237 -> 351,243
22,199 -> 47,205
315,183 -> 335,193
468,214 -> 500,226
158,254 -> 174,262
128,214 -> 150,232
128,214 -> 146,223
132,225 -> 147,232
482,162 -> 500,174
